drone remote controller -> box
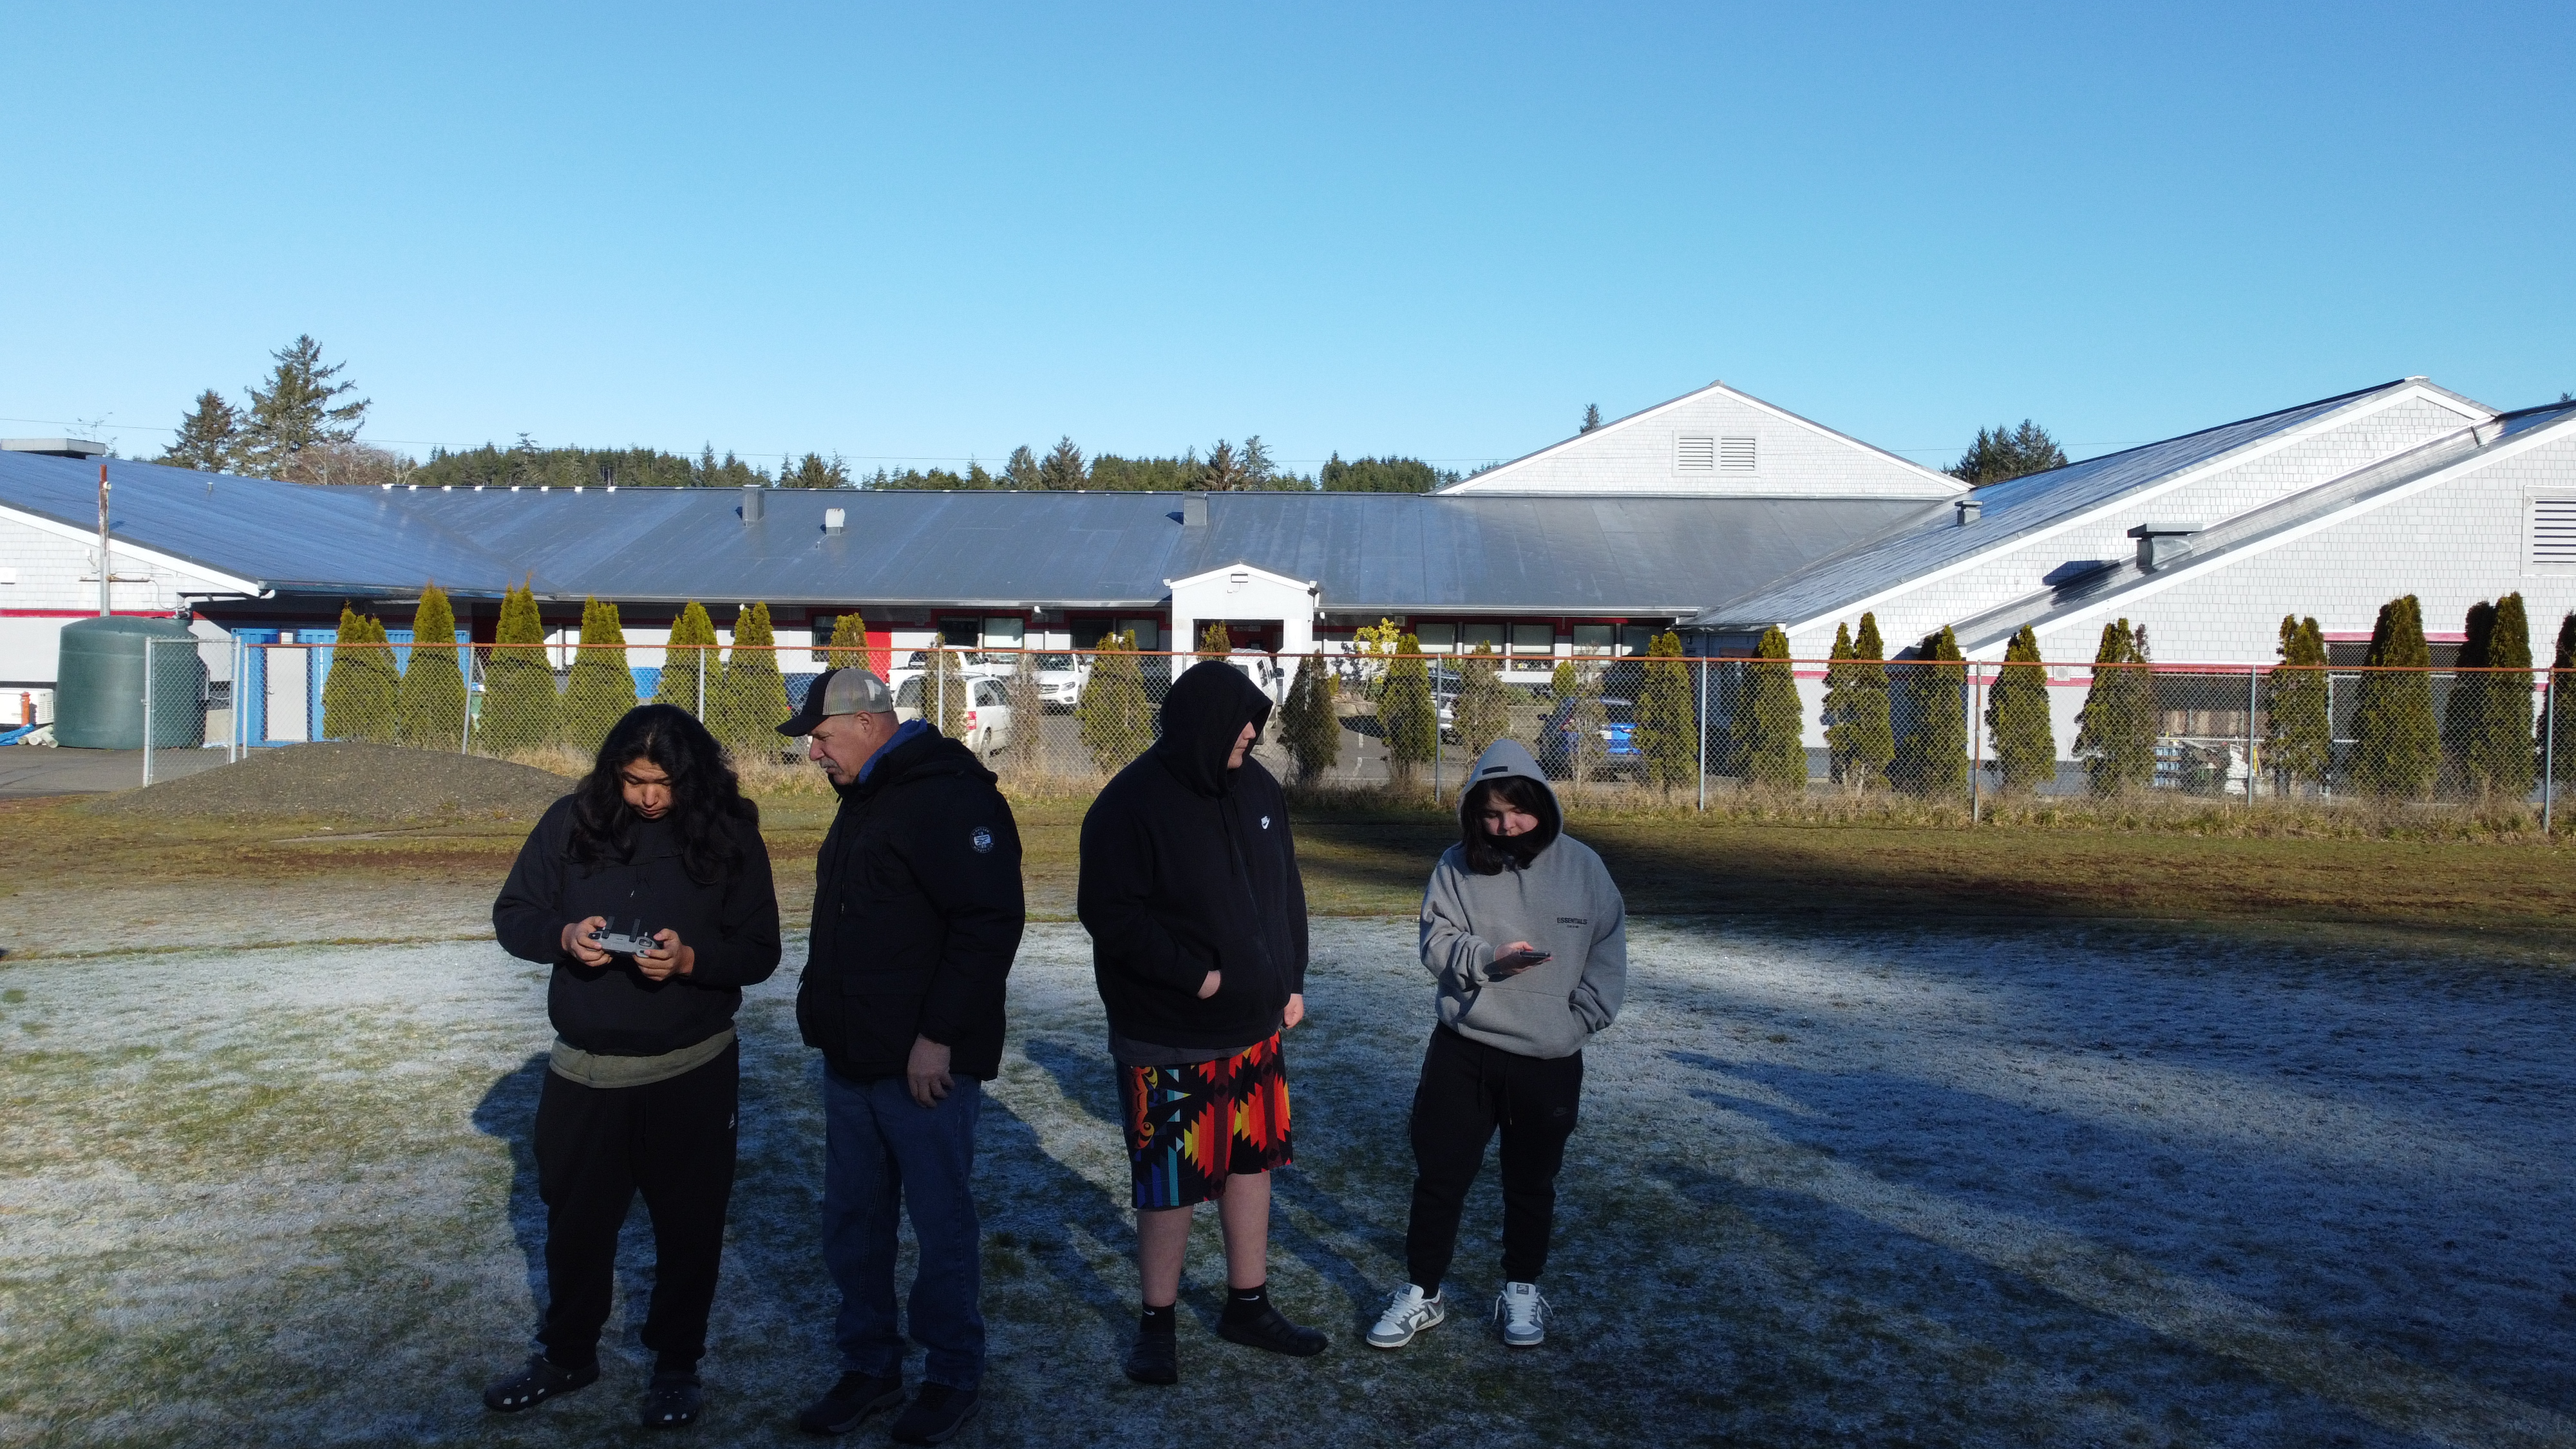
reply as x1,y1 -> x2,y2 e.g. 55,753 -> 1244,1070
589,918 -> 661,956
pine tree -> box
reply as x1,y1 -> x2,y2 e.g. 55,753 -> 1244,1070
2075,619 -> 2157,795
160,390 -> 242,472
397,583 -> 468,750
1039,436 -> 1086,489
715,602 -> 792,757
560,597 -> 638,755
319,605 -> 397,742
237,335 -> 370,481
1891,626 -> 1967,796
1947,420 -> 2068,486
2264,615 -> 2331,794
1001,445 -> 1042,490
482,583 -> 558,753
1078,630 -> 1152,773
1379,634 -> 1436,782
2444,594 -> 2536,800
821,612 -> 869,670
1580,403 -> 1603,434
1277,651 -> 1343,784
656,602 -> 719,719
1985,625 -> 2056,791
1719,627 -> 1797,790
1199,621 -> 1233,659
1452,643 -> 1511,761
1823,615 -> 1893,790
2351,594 -> 2437,798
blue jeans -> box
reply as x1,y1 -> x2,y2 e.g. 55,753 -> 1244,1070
821,1068 -> 984,1389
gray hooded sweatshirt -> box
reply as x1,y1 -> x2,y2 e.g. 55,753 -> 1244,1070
1418,739 -> 1627,1060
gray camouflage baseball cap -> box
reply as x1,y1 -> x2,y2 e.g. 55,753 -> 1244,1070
777,666 -> 895,735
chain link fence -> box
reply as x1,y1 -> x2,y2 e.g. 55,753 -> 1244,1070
165,642 -> 2574,822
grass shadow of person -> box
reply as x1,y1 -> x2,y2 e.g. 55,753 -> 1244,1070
470,1052 -> 553,1324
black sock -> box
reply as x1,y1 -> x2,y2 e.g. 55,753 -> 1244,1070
1139,1302 -> 1177,1336
1222,1283 -> 1268,1320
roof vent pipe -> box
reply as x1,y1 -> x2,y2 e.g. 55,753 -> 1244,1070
1955,497 -> 1982,526
1182,492 -> 1208,527
2126,524 -> 2196,571
742,483 -> 764,525
824,507 -> 846,535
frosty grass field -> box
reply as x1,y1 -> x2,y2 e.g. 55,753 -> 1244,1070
5,914 -> 2575,1448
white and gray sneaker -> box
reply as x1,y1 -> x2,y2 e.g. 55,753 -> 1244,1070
1494,1282 -> 1551,1347
1366,1284 -> 1446,1349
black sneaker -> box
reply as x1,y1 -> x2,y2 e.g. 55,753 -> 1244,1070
1217,1301 -> 1329,1357
1122,1329 -> 1179,1385
482,1354 -> 599,1413
641,1370 -> 703,1428
888,1383 -> 980,1445
794,1371 -> 905,1435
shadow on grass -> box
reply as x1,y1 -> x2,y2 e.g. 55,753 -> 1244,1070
471,1053 -> 552,1331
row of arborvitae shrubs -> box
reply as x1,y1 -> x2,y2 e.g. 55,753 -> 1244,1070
316,587 -> 801,759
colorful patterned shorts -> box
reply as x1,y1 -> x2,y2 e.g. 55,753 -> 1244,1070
1117,1034 -> 1293,1209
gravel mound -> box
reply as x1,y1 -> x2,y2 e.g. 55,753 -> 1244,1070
88,742 -> 573,823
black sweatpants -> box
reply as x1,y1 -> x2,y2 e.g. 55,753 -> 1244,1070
1403,1025 -> 1583,1291
533,1040 -> 739,1373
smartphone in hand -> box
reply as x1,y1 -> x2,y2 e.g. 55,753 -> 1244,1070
1488,949 -> 1552,979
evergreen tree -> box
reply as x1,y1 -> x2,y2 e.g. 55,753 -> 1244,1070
1452,643 -> 1511,761
1580,403 -> 1603,434
160,390 -> 243,472
2351,594 -> 2438,798
1549,656 -> 1607,782
1823,614 -> 1894,790
2552,613 -> 2576,792
2264,614 -> 2331,795
1277,651 -> 1343,784
1318,455 -> 1456,493
1379,634 -> 1437,782
2444,594 -> 2537,799
779,451 -> 852,488
237,335 -> 370,481
1078,630 -> 1153,773
320,605 -> 398,742
1730,626 -> 1804,791
656,601 -> 719,717
820,612 -> 869,670
1199,621 -> 1233,659
1001,445 -> 1043,490
1947,420 -> 2067,486
1891,626 -> 1967,796
560,597 -> 638,755
1039,436 -> 1087,489
397,583 -> 468,750
918,644 -> 971,739
482,583 -> 559,752
715,602 -> 792,757
1985,624 -> 2056,791
2074,619 -> 2157,795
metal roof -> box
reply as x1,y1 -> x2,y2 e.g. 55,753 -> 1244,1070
1689,379 -> 2488,633
0,454 -> 1926,618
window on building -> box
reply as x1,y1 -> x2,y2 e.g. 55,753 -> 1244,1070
1571,624 -> 1614,655
1511,623 -> 1555,656
1720,437 -> 1757,471
1620,625 -> 1658,655
1414,622 -> 1456,654
1676,436 -> 1716,471
1461,621 -> 1503,654
1118,618 -> 1162,651
939,618 -> 980,647
2533,498 -> 2576,567
982,616 -> 1024,650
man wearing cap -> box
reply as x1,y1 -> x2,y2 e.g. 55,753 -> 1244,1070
781,666 -> 1024,1444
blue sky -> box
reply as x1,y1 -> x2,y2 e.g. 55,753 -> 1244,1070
4,2 -> 2570,475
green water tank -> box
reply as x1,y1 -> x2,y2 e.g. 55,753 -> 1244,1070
55,616 -> 207,750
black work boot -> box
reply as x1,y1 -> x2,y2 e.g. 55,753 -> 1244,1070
483,1354 -> 599,1413
793,1371 -> 905,1435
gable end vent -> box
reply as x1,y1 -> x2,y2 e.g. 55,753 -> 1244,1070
1719,436 -> 1757,471
1676,436 -> 1716,471
2533,498 -> 2576,567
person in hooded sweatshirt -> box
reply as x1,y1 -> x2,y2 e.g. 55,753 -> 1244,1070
1366,738 -> 1625,1353
1078,658 -> 1326,1385
484,704 -> 781,1428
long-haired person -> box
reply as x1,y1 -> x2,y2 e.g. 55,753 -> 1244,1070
1367,739 -> 1625,1352
483,703 -> 781,1428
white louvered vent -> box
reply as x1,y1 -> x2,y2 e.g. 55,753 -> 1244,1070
2535,499 -> 2576,566
1719,436 -> 1757,471
1676,436 -> 1715,471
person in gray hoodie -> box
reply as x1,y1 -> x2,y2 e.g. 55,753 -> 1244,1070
1367,738 -> 1625,1352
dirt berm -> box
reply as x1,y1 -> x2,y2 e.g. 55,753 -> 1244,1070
85,742 -> 573,823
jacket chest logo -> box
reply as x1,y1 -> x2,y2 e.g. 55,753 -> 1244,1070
969,826 -> 995,853
1260,815 -> 1271,829
1556,916 -> 1587,925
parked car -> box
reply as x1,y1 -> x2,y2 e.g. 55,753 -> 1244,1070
1533,696 -> 1641,780
1032,652 -> 1088,712
894,674 -> 1016,758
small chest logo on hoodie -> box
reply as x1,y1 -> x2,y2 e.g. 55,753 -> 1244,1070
969,826 -> 995,853
1556,916 -> 1587,925
1260,815 -> 1271,829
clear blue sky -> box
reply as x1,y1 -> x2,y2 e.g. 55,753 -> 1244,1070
5,2 -> 2570,474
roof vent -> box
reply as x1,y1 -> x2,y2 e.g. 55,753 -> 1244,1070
742,483 -> 765,525
0,438 -> 106,458
1955,497 -> 1982,526
824,507 -> 846,535
1719,437 -> 1757,471
2127,524 -> 2197,571
1182,493 -> 1208,527
1676,436 -> 1715,471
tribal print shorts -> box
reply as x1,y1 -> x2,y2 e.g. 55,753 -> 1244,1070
1117,1034 -> 1293,1209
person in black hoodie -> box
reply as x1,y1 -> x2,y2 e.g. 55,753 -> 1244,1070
1079,659 -> 1325,1386
483,704 -> 781,1430
779,667 -> 1023,1446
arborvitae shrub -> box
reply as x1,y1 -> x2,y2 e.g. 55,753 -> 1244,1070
920,645 -> 970,739
1079,630 -> 1152,773
1730,626 -> 1804,790
2352,594 -> 2436,798
1278,650 -> 1343,783
321,605 -> 397,743
1452,643 -> 1511,761
1631,630 -> 1701,791
2553,612 -> 2576,790
1198,621 -> 1233,660
1985,624 -> 2055,791
1379,634 -> 1436,781
482,583 -> 558,753
2444,593 -> 2535,799
716,602 -> 792,759
1824,614 -> 1893,790
2262,615 -> 2330,795
822,613 -> 869,671
559,596 -> 637,755
655,601 -> 718,717
397,583 -> 468,750
2075,618 -> 2156,796
1891,625 -> 1966,796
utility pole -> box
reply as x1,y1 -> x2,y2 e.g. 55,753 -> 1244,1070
96,462 -> 111,616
